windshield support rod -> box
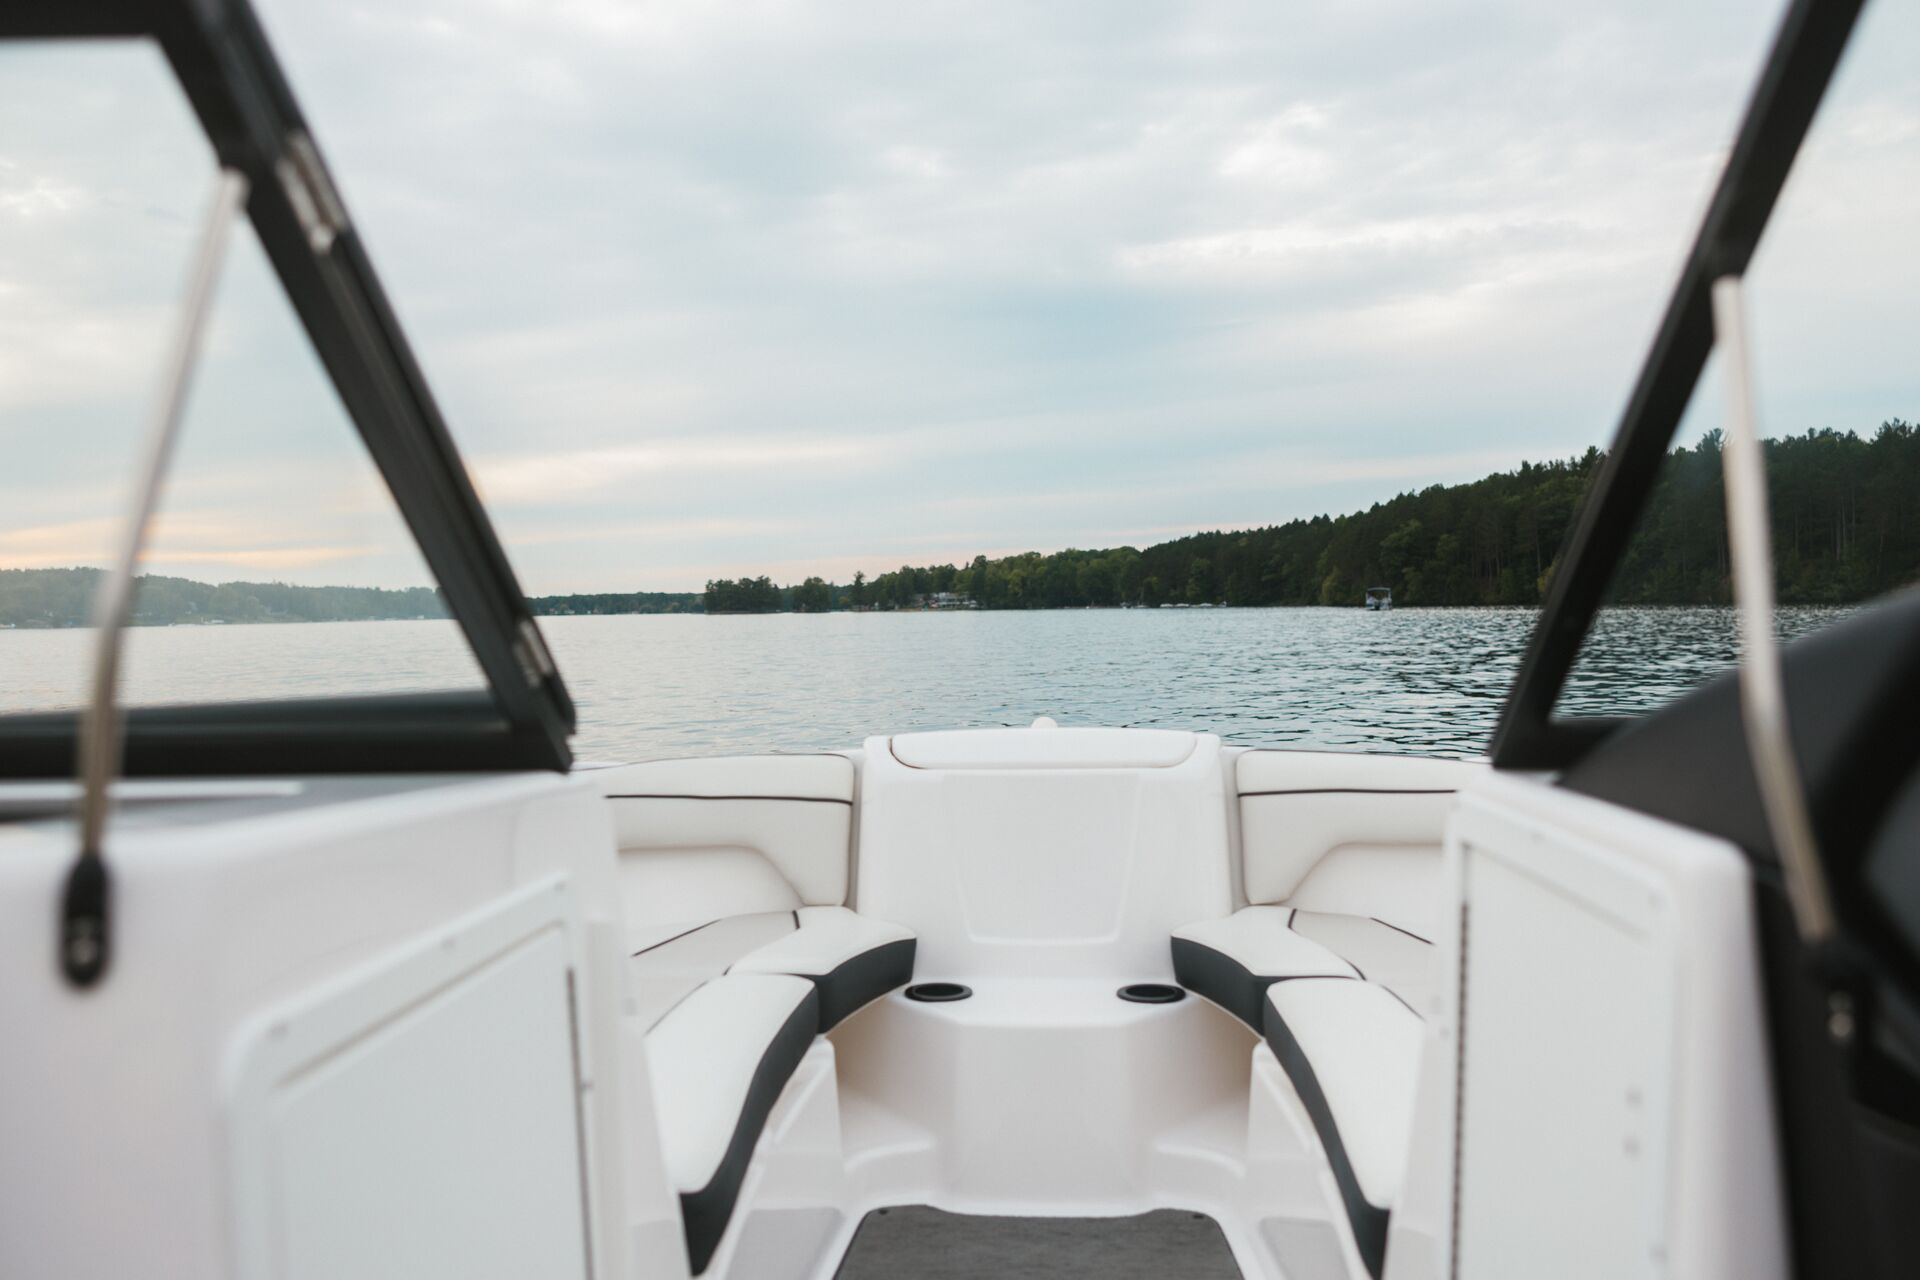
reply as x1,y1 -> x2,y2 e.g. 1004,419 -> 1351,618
60,167 -> 248,990
1710,276 -> 1835,946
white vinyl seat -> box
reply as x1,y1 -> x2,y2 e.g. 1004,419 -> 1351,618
1170,905 -> 1358,1028
1165,749 -> 1467,1277
600,754 -> 917,1273
629,912 -> 799,1029
726,906 -> 916,1029
1171,904 -> 1434,1278
628,906 -> 914,1274
1172,905 -> 1434,1022
629,907 -> 915,1032
646,974 -> 818,1276
1263,977 -> 1424,1279
1287,910 -> 1434,1015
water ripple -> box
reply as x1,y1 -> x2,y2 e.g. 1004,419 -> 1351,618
0,606 -> 1853,763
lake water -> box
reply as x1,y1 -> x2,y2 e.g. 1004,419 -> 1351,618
0,605 -> 1854,762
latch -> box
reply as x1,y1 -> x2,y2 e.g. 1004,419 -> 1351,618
275,130 -> 349,254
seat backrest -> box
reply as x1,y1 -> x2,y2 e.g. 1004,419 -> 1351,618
590,755 -> 856,929
1235,750 -> 1482,938
855,727 -> 1232,977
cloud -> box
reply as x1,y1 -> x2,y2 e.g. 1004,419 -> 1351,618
0,515 -> 376,574
2,0 -> 1915,595
470,436 -> 878,506
1119,211 -> 1592,277
143,545 -> 381,571
879,146 -> 951,180
0,517 -> 120,568
1217,104 -> 1333,186
503,517 -> 781,549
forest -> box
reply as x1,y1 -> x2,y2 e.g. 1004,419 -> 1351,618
527,590 -> 702,615
702,576 -> 834,613
705,422 -> 1920,612
0,568 -> 449,628
0,571 -> 703,628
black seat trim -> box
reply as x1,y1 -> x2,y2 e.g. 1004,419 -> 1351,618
1171,935 -> 1362,1032
678,986 -> 820,1274
810,937 -> 916,1031
1261,978 -> 1391,1279
1170,936 -> 1271,1030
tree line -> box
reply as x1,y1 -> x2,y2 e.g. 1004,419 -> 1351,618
0,568 -> 450,628
528,590 -> 702,615
702,577 -> 781,613
702,421 -> 1920,612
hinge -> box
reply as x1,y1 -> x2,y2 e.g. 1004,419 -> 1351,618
514,618 -> 557,688
275,131 -> 349,254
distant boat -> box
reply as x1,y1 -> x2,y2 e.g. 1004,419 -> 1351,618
1365,587 -> 1392,611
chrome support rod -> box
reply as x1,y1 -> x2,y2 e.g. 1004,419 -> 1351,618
60,167 -> 248,988
1710,274 -> 1835,947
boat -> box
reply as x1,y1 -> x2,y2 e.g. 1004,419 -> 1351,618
2,3 -> 1916,1279
1364,587 -> 1392,611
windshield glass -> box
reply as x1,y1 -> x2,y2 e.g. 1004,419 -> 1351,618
0,38 -> 484,715
1558,0 -> 1920,721
1,40 -> 201,614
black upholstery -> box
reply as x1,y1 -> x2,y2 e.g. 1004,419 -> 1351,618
1170,935 -> 1279,1031
1261,982 -> 1390,1279
810,937 -> 916,1031
649,922 -> 915,1272
678,987 -> 820,1275
1174,914 -> 1429,1279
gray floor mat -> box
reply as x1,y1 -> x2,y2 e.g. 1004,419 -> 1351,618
833,1205 -> 1243,1279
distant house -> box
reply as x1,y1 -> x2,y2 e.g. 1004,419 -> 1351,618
909,591 -> 976,611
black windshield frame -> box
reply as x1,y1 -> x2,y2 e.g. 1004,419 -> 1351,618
1490,0 -> 1868,771
0,0 -> 575,775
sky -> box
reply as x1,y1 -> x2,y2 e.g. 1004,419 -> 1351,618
1,0 -> 1916,594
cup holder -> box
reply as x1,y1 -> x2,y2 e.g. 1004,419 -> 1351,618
1118,982 -> 1186,1004
905,981 -> 973,1003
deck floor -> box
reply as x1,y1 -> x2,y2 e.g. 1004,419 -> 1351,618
833,1205 -> 1243,1279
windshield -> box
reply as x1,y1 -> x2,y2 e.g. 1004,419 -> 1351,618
0,17 -> 570,775
0,38 -> 486,714
1556,0 -> 1920,722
